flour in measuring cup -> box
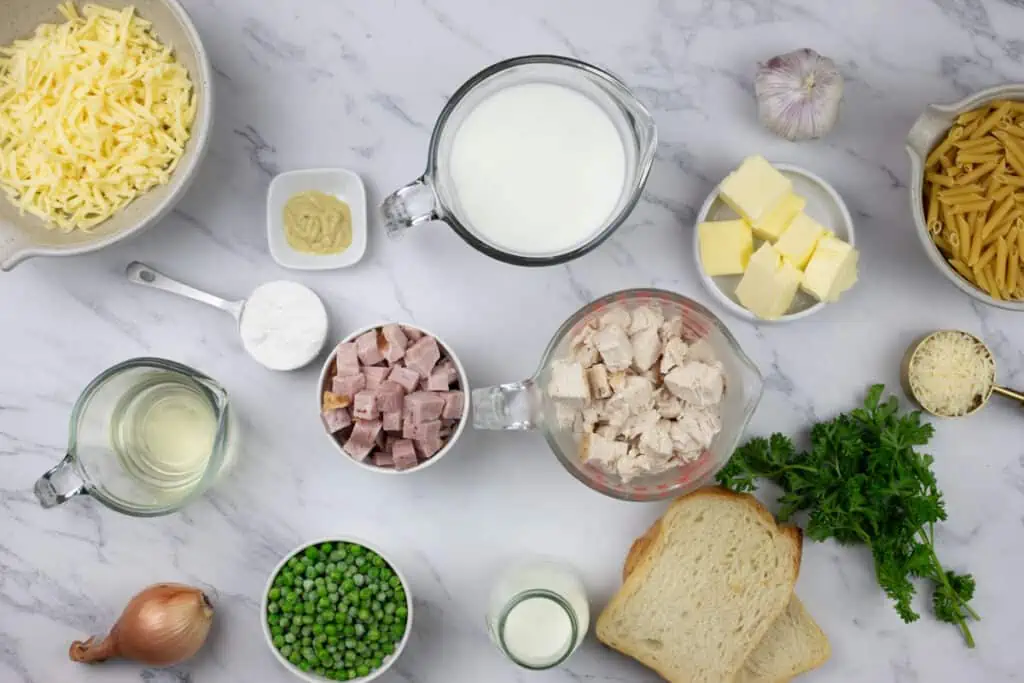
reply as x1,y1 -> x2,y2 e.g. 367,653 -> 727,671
239,281 -> 328,371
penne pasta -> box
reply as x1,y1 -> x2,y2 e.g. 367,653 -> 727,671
1010,246 -> 1021,294
957,109 -> 984,124
939,183 -> 983,196
998,122 -> 1024,139
953,138 -> 999,151
976,243 -> 998,270
949,257 -> 974,281
957,152 -> 1002,164
957,215 -> 972,261
1019,226 -> 1024,262
991,185 -> 1015,202
951,199 -> 994,214
996,237 -> 1010,288
956,161 -> 998,185
927,173 -> 956,188
980,195 -> 1015,238
938,193 -> 984,204
971,101 -> 1012,139
995,173 -> 1024,187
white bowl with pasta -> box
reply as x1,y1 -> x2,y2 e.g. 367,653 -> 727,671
907,83 -> 1024,311
0,0 -> 213,271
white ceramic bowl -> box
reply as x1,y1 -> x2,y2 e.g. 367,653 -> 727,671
268,169 -> 368,270
1,0 -> 213,271
906,84 -> 1024,311
317,322 -> 469,473
261,536 -> 413,683
694,163 -> 856,324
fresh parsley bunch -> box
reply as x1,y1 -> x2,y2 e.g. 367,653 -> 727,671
716,384 -> 979,647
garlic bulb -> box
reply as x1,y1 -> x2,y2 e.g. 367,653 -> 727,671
755,48 -> 843,141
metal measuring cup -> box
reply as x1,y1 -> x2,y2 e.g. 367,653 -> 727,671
901,329 -> 1024,417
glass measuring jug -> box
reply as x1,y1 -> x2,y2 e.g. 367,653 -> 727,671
34,358 -> 236,517
472,290 -> 764,501
381,55 -> 657,266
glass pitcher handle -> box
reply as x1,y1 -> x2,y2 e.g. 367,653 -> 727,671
472,380 -> 541,431
380,176 -> 442,238
34,453 -> 85,508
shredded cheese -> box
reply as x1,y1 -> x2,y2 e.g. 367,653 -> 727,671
0,2 -> 195,231
908,330 -> 995,417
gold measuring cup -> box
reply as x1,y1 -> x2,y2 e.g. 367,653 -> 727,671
901,330 -> 1024,417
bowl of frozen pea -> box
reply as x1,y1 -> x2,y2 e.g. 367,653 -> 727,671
261,538 -> 413,682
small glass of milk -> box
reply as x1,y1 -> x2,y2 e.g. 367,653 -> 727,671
486,560 -> 590,669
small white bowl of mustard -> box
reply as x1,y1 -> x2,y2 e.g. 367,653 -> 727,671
268,168 -> 368,270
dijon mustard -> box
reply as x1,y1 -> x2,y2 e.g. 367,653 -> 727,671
282,190 -> 353,255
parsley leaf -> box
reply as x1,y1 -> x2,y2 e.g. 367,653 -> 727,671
716,384 -> 979,647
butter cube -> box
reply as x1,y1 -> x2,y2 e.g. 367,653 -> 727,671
775,213 -> 828,269
698,219 -> 753,276
735,244 -> 801,320
802,235 -> 859,302
752,193 -> 806,242
718,156 -> 793,224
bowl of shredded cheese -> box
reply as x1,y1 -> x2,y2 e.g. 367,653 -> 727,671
901,329 -> 997,417
0,0 -> 212,270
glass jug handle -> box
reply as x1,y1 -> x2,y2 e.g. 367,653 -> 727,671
472,380 -> 541,431
34,453 -> 85,508
381,176 -> 442,238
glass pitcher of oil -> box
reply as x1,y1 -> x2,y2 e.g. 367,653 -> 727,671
34,358 -> 237,517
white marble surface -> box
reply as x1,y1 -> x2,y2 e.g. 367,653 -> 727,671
2,0 -> 1024,681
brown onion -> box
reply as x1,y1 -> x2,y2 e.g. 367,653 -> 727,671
70,583 -> 214,666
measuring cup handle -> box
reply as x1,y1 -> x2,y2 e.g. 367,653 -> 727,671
472,380 -> 541,431
126,262 -> 242,318
34,453 -> 85,508
992,385 -> 1024,404
380,176 -> 442,238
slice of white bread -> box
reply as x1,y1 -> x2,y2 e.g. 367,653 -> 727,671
734,597 -> 830,683
596,487 -> 803,683
616,488 -> 830,683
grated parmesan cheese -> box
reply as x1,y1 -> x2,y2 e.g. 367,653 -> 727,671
908,330 -> 995,417
0,2 -> 195,231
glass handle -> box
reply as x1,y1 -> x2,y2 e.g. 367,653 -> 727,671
472,380 -> 541,431
34,453 -> 85,508
380,176 -> 442,239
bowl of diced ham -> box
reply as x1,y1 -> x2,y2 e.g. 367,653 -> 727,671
318,323 -> 468,472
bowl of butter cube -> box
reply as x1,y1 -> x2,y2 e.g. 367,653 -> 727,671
693,155 -> 858,323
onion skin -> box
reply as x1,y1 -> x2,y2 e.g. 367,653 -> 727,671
70,583 -> 214,666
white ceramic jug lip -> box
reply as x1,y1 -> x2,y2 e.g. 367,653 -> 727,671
906,83 -> 1024,311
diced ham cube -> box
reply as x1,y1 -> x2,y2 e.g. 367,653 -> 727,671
402,326 -> 424,341
372,453 -> 395,468
385,436 -> 400,452
404,336 -> 441,378
427,367 -> 451,391
376,381 -> 405,413
343,420 -> 382,461
332,373 -> 366,400
382,410 -> 403,432
402,418 -> 419,440
405,391 -> 445,423
414,436 -> 444,459
438,359 -> 459,386
355,330 -> 385,366
388,365 -> 420,393
416,419 -> 442,442
353,391 -> 378,420
392,439 -> 419,470
441,391 -> 465,420
334,342 -> 361,377
381,324 -> 409,364
322,408 -> 352,433
363,366 -> 390,390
